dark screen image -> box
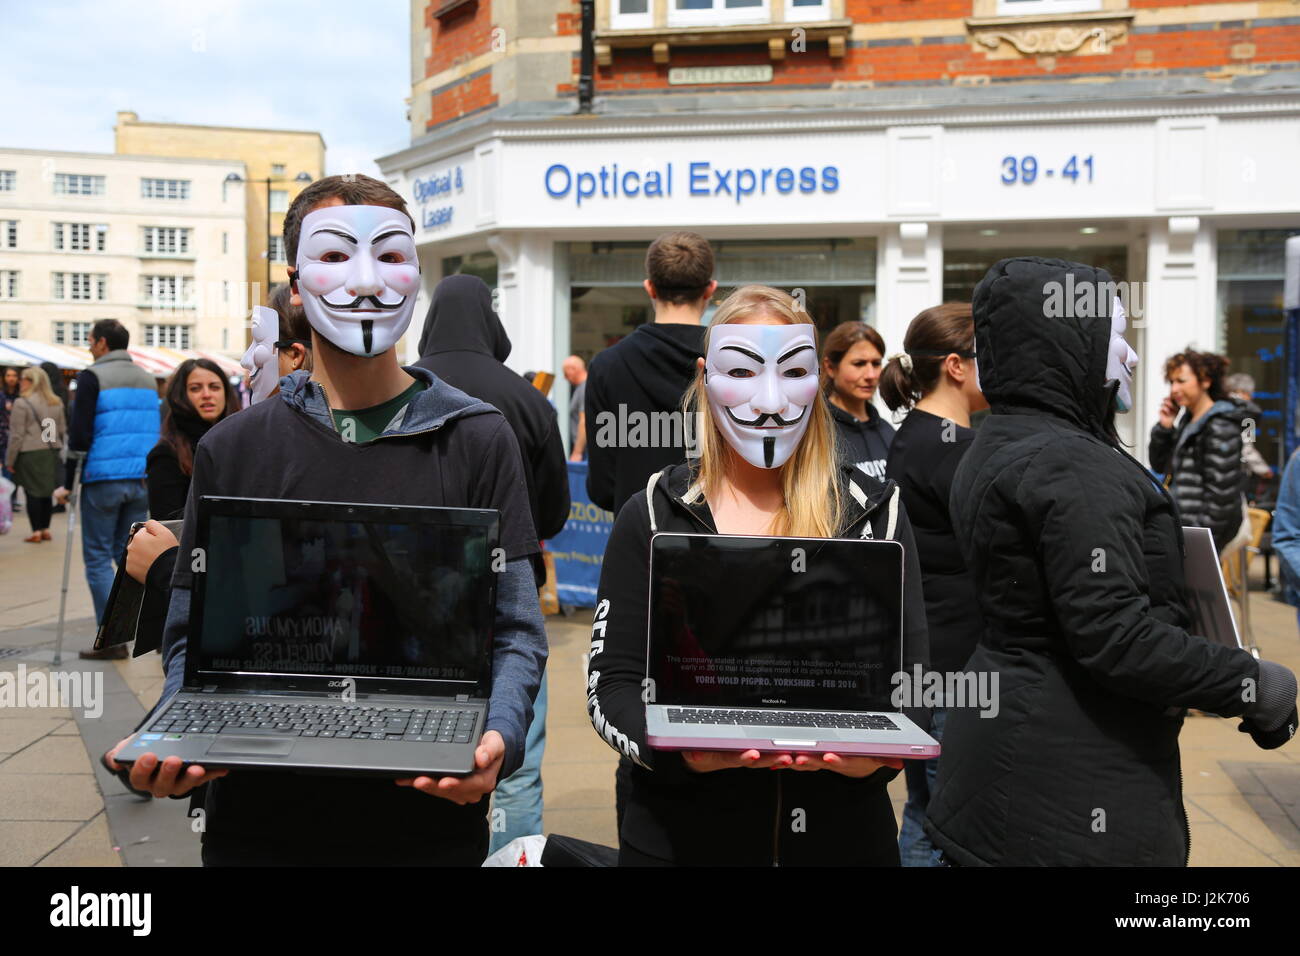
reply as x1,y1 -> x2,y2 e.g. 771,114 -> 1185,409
649,536 -> 901,711
197,515 -> 491,682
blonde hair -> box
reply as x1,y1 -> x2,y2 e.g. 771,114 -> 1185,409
682,285 -> 842,538
20,365 -> 62,408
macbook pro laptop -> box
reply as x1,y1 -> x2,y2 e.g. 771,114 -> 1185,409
117,496 -> 499,776
1182,525 -> 1244,650
644,533 -> 939,759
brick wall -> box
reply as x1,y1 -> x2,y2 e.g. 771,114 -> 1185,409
425,0 -> 499,127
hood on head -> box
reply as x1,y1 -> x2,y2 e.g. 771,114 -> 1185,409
972,256 -> 1117,434
416,273 -> 510,362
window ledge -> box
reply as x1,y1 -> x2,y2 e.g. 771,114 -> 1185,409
596,19 -> 852,65
966,10 -> 1135,57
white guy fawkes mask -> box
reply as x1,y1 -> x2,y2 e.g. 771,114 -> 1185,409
705,323 -> 820,470
292,204 -> 421,357
240,306 -> 279,404
1105,297 -> 1139,413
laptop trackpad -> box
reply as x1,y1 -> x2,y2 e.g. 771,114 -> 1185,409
206,738 -> 295,757
743,728 -> 841,742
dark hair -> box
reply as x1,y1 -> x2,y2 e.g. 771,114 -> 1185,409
90,319 -> 129,351
1163,348 -> 1229,401
283,173 -> 415,265
266,282 -> 313,374
878,303 -> 975,412
160,358 -> 239,476
820,321 -> 887,397
39,361 -> 67,402
645,232 -> 715,305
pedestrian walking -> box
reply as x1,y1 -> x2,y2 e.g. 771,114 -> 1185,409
563,355 -> 587,461
4,365 -> 66,542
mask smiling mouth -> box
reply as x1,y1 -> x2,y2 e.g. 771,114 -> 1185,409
319,293 -> 406,312
726,407 -> 805,428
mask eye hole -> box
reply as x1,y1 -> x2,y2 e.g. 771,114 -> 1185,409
378,252 -> 406,264
783,367 -> 809,378
320,251 -> 349,263
726,368 -> 756,379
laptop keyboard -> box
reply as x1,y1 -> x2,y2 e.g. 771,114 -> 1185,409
148,701 -> 479,744
666,708 -> 899,731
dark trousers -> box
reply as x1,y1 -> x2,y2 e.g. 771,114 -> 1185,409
26,494 -> 52,532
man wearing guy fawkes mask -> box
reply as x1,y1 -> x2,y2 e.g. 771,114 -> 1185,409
926,257 -> 1296,868
104,174 -> 548,867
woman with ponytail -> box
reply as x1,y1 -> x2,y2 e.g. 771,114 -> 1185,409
821,322 -> 895,481
878,303 -> 987,866
585,285 -> 931,866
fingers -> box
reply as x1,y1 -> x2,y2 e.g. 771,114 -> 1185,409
127,753 -> 225,798
397,773 -> 492,805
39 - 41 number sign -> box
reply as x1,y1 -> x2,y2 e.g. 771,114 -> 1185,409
1001,155 -> 1094,185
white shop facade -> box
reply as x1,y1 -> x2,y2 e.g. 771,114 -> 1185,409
378,93 -> 1300,466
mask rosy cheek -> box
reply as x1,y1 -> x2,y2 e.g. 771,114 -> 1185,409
707,380 -> 754,405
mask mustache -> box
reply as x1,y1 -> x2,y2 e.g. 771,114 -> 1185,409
726,407 -> 805,428
318,293 -> 406,311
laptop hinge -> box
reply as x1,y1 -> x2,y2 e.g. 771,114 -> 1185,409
456,693 -> 470,702
201,684 -> 219,694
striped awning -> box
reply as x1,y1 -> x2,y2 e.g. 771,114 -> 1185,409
0,339 -> 92,369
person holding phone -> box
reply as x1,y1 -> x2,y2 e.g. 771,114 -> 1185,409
586,284 -> 930,866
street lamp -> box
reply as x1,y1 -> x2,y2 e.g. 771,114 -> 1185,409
225,170 -> 314,296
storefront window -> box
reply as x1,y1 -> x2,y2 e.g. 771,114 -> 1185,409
568,237 -> 875,363
441,251 -> 498,291
942,245 -> 1130,304
1218,228 -> 1300,478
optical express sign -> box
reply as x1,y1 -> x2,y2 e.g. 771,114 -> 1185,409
545,160 -> 840,206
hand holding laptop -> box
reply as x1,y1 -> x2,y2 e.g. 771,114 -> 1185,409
683,749 -> 903,777
104,738 -> 228,798
395,730 -> 505,805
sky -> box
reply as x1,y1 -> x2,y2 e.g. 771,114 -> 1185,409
0,0 -> 412,175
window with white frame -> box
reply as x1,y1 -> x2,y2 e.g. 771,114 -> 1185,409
2,220 -> 15,249
142,226 -> 191,255
271,164 -> 286,177
996,0 -> 1101,15
0,320 -> 19,339
269,189 -> 289,213
0,171 -> 14,192
611,0 -> 653,29
53,222 -> 108,252
141,178 -> 191,200
53,321 -> 92,347
785,0 -> 830,21
143,323 -> 192,349
268,235 -> 286,262
54,173 -> 105,196
140,274 -> 195,306
54,272 -> 107,301
668,0 -> 769,28
0,271 -> 18,299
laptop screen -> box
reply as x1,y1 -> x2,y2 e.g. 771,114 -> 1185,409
648,534 -> 902,712
192,499 -> 498,689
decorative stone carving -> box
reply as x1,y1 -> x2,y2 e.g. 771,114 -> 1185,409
966,12 -> 1133,59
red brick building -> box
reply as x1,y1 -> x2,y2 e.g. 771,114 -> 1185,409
384,0 -> 1300,462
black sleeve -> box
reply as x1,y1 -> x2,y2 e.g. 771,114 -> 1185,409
1148,423 -> 1175,476
584,365 -> 615,512
586,492 -> 692,782
134,546 -> 179,657
1201,415 -> 1246,552
146,445 -> 189,520
1021,442 -> 1258,713
530,409 -> 571,542
64,369 -> 99,487
469,416 -> 540,564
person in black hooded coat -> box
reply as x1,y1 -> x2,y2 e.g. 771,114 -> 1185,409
414,274 -> 569,570
924,257 -> 1297,867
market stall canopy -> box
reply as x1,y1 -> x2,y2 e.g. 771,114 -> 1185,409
0,339 -> 92,369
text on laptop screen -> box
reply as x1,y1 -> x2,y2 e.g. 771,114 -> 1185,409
196,514 -> 492,681
649,536 -> 901,711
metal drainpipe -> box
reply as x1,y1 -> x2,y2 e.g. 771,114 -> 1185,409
578,0 -> 595,114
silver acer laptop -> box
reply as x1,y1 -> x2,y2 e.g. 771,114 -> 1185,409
645,533 -> 939,759
116,497 -> 499,776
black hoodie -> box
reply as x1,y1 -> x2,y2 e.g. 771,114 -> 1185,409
415,274 -> 569,556
924,257 -> 1283,866
584,322 -> 706,514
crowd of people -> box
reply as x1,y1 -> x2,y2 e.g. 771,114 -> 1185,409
4,174 -> 1296,867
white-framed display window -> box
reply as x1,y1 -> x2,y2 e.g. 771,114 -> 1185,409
668,0 -> 771,29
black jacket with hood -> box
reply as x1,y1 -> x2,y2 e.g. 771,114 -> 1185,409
415,274 -> 569,557
828,397 -> 896,482
587,461 -> 930,865
1148,399 -> 1246,553
924,257 -> 1278,867
584,322 -> 706,515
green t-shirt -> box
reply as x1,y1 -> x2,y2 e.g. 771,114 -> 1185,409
331,380 -> 426,443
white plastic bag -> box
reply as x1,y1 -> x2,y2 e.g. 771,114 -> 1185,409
481,834 -> 546,867
0,475 -> 13,535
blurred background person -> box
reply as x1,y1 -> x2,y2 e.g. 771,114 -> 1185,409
822,321 -> 894,480
878,303 -> 985,867
1,366 -> 20,513
1224,372 -> 1274,497
1269,448 -> 1300,633
148,358 -> 240,521
1149,349 -> 1247,554
4,366 -> 66,543
563,354 -> 588,462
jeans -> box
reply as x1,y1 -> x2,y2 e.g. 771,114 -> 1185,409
898,707 -> 948,867
488,671 -> 547,853
80,478 -> 148,625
